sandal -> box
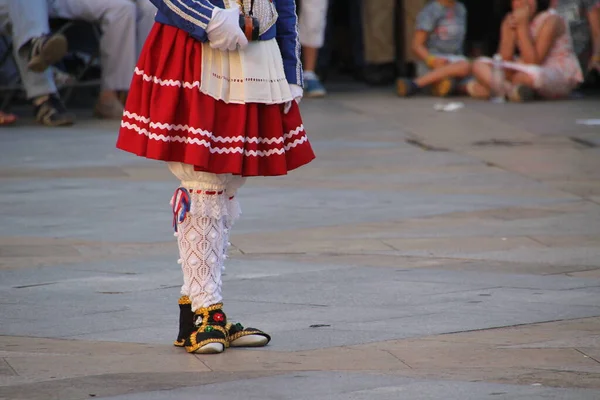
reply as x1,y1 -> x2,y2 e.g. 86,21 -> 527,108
34,95 -> 75,127
27,34 -> 68,73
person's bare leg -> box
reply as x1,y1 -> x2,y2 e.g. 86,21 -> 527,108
303,47 -> 318,75
466,80 -> 491,99
299,0 -> 328,97
302,46 -> 326,97
414,61 -> 471,87
510,71 -> 535,87
471,60 -> 516,97
472,60 -> 494,89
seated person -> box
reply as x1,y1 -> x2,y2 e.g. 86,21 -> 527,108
397,0 -> 471,97
3,0 -> 72,126
299,0 -> 328,97
553,0 -> 600,74
3,0 -> 155,125
468,0 -> 583,102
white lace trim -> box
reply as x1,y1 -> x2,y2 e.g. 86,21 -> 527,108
120,120 -> 308,157
221,197 -> 241,273
226,197 -> 241,221
170,190 -> 236,220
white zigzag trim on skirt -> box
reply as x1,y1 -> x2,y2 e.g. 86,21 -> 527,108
121,121 -> 308,157
122,111 -> 305,144
134,67 -> 201,89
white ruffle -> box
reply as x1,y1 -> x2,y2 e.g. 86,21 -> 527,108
168,162 -> 246,221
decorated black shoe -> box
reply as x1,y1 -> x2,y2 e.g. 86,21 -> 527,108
226,321 -> 271,347
184,303 -> 228,354
174,296 -> 195,347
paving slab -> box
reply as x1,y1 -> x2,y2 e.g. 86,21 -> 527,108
1,90 -> 600,399
92,372 -> 600,400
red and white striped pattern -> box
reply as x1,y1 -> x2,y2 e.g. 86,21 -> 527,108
116,23 -> 315,177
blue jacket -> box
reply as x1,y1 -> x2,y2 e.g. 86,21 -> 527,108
149,0 -> 303,87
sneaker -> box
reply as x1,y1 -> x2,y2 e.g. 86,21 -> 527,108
431,78 -> 455,97
27,34 -> 68,73
305,77 -> 326,98
396,78 -> 419,97
34,95 -> 75,127
508,85 -> 536,102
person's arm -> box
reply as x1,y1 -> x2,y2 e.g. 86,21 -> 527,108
412,5 -> 446,68
587,5 -> 600,69
275,0 -> 303,87
148,0 -> 216,40
412,30 -> 432,63
515,13 -> 562,64
498,14 -> 517,60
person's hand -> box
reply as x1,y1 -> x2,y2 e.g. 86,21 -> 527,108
284,84 -> 303,114
512,3 -> 531,26
206,5 -> 248,51
426,55 -> 448,69
506,13 -> 517,29
431,57 -> 449,69
501,14 -> 517,39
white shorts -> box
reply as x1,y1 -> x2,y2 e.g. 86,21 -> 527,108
298,0 -> 329,48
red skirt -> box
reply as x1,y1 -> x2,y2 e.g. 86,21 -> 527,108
116,24 -> 315,177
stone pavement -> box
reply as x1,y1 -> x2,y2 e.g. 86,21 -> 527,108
0,89 -> 600,399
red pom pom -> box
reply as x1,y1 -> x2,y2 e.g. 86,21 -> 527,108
213,312 -> 225,322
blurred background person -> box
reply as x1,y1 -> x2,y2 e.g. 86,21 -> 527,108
469,0 -> 583,102
552,0 -> 600,76
396,0 -> 470,97
0,0 -> 155,125
2,0 -> 72,125
299,0 -> 329,97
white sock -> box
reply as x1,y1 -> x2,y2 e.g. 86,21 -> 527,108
176,214 -> 225,311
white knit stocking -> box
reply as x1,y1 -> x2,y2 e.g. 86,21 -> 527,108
221,196 -> 241,273
176,214 -> 225,311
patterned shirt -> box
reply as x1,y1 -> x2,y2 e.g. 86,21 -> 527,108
415,0 -> 467,56
554,0 -> 600,55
